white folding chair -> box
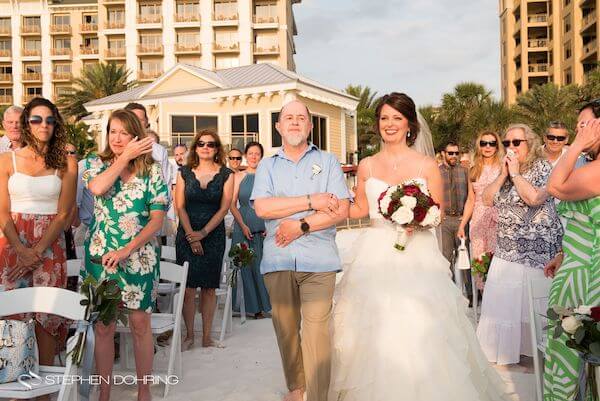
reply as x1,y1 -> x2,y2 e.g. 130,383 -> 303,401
528,276 -> 553,401
158,246 -> 178,312
66,259 -> 83,279
116,261 -> 188,398
0,287 -> 86,401
75,246 -> 85,260
160,245 -> 176,263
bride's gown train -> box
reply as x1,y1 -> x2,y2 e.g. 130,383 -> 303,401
330,177 -> 509,401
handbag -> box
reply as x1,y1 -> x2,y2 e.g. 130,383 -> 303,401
0,319 -> 39,384
456,238 -> 471,271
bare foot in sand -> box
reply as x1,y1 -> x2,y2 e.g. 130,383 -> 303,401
283,388 -> 304,401
202,337 -> 225,348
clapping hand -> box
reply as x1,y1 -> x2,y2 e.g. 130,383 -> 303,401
120,136 -> 154,162
311,193 -> 340,218
275,219 -> 302,248
505,152 -> 520,177
573,118 -> 600,152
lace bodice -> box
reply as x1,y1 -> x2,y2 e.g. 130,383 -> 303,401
366,177 -> 429,219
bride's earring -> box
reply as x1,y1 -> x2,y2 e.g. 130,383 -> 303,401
406,131 -> 412,139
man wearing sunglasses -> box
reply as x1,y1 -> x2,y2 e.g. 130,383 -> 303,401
543,121 -> 569,168
439,141 -> 473,304
0,105 -> 24,154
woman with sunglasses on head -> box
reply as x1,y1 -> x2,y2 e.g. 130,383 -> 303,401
230,141 -> 271,319
476,124 -> 563,367
175,130 -> 234,349
0,97 -> 77,396
543,102 -> 600,401
458,131 -> 504,289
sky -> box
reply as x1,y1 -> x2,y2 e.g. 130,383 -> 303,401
293,0 -> 501,107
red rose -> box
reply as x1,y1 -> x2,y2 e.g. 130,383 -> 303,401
413,206 -> 427,223
240,243 -> 248,250
427,196 -> 436,207
403,185 -> 421,196
591,307 -> 600,322
378,190 -> 387,203
388,200 -> 399,216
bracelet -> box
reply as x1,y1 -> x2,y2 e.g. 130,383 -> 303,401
510,172 -> 520,178
199,228 -> 208,238
307,194 -> 313,210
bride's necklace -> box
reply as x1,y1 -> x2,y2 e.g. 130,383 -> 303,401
384,151 -> 407,171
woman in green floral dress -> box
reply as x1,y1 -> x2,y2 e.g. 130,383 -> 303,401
82,109 -> 168,401
543,103 -> 600,401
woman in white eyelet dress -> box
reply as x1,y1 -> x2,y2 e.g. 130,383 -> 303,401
329,93 -> 509,401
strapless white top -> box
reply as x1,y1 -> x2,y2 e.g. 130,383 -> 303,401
8,151 -> 61,215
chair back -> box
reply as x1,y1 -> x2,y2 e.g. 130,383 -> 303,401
528,277 -> 553,345
75,246 -> 85,259
66,259 -> 82,278
0,287 -> 86,321
159,261 -> 188,318
161,245 -> 176,262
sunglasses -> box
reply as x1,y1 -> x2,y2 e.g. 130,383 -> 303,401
546,134 -> 567,142
197,141 -> 216,149
66,151 -> 77,155
502,139 -> 528,147
228,156 -> 242,161
446,151 -> 459,156
28,115 -> 56,126
479,140 -> 498,148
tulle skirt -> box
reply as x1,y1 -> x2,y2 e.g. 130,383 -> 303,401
330,222 -> 509,401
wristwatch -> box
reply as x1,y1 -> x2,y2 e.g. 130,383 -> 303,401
300,218 -> 310,235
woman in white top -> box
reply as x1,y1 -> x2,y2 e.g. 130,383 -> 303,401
0,97 -> 77,387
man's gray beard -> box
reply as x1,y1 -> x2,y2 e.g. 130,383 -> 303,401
285,133 -> 305,147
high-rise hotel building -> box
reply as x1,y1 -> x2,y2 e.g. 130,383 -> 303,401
0,0 -> 300,106
499,0 -> 600,104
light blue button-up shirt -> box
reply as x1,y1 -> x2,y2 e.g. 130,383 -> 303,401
77,158 -> 95,226
250,144 -> 351,274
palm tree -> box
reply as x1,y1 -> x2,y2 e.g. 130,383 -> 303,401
58,62 -> 137,121
462,100 -> 515,147
440,82 -> 492,128
345,84 -> 380,158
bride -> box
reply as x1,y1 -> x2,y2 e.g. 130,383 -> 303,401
329,92 -> 509,401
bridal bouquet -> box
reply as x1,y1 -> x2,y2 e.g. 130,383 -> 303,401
377,179 -> 441,251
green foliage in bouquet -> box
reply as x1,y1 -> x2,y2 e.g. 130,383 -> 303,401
228,243 -> 255,287
471,252 -> 493,281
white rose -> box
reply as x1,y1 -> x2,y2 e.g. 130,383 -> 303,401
400,196 -> 417,209
420,206 -> 441,227
391,206 -> 414,225
379,196 -> 392,215
561,316 -> 583,334
574,305 -> 593,315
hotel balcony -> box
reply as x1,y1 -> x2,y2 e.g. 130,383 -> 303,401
52,72 -> 72,81
0,26 -> 11,36
22,94 -> 42,104
22,72 -> 42,82
174,13 -> 200,23
253,43 -> 279,55
50,48 -> 72,57
50,25 -> 71,35
581,13 -> 597,33
22,49 -> 41,57
213,42 -> 239,53
581,0 -> 595,8
528,38 -> 548,50
253,15 -> 279,28
105,48 -> 126,59
0,73 -> 12,83
0,95 -> 13,105
136,14 -> 162,28
80,23 -> 98,33
137,44 -> 163,55
528,63 -> 549,74
174,43 -> 201,54
528,14 -> 548,25
212,13 -> 239,26
80,46 -> 99,57
514,18 -> 522,33
582,39 -> 598,60
0,49 -> 11,58
21,26 -> 41,35
103,0 -> 125,4
104,20 -> 125,30
138,70 -> 162,81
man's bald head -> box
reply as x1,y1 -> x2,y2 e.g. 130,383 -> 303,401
278,100 -> 311,122
275,100 -> 313,147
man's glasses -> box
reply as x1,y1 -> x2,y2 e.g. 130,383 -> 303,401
66,151 -> 77,155
28,115 -> 56,126
197,141 -> 216,148
479,140 -> 498,148
446,151 -> 459,156
502,139 -> 528,147
228,156 -> 242,161
546,134 -> 567,142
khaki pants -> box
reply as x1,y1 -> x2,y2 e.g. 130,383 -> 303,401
263,271 -> 336,401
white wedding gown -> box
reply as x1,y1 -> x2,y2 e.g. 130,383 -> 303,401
330,177 -> 509,401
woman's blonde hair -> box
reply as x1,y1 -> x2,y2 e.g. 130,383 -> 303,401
187,129 -> 226,168
98,109 -> 154,176
469,130 -> 504,181
503,123 -> 542,173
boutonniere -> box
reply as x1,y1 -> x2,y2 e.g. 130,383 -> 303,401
311,164 -> 322,179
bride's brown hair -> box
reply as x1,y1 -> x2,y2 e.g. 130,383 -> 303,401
374,92 -> 420,146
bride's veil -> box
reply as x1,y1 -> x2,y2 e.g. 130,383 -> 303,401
414,113 -> 435,158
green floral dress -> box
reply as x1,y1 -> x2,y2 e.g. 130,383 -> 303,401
82,156 -> 169,313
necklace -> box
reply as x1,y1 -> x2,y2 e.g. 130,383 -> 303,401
384,150 -> 407,171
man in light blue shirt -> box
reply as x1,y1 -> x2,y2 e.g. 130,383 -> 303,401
73,157 -> 95,246
251,100 -> 350,401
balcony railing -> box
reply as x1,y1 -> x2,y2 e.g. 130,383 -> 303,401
80,23 -> 98,33
253,43 -> 279,55
0,73 -> 12,82
80,46 -> 99,55
137,44 -> 163,54
528,63 -> 549,73
136,14 -> 162,24
175,43 -> 201,53
22,48 -> 41,56
0,26 -> 11,36
253,15 -> 278,24
50,24 -> 71,34
138,70 -> 162,80
51,48 -> 72,56
213,42 -> 239,52
22,94 -> 41,104
22,72 -> 42,81
174,13 -> 200,22
0,95 -> 12,104
528,14 -> 548,23
21,25 -> 41,35
582,12 -> 597,28
105,20 -> 125,29
528,39 -> 548,48
212,13 -> 239,22
52,72 -> 72,81
105,48 -> 126,58
0,49 -> 11,57
583,39 -> 598,56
